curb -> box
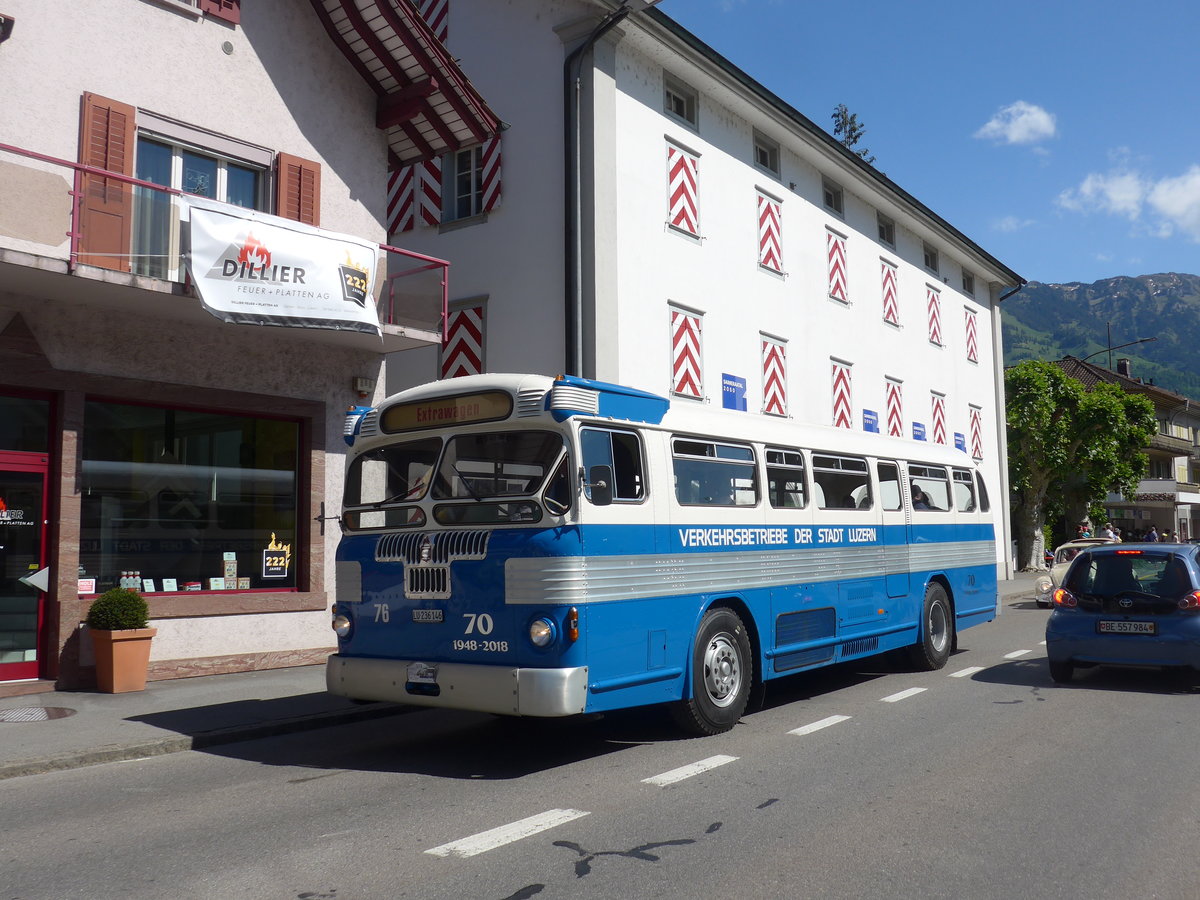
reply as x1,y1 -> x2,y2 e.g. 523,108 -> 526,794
0,702 -> 412,782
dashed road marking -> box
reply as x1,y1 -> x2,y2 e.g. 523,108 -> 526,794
642,754 -> 738,786
881,687 -> 927,703
1004,649 -> 1032,659
425,809 -> 590,858
949,666 -> 985,678
788,714 -> 851,736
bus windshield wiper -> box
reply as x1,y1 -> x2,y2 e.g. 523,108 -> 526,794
449,463 -> 483,501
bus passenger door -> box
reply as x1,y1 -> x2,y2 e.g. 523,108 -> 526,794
877,461 -> 908,598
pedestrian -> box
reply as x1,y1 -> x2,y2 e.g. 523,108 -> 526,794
1100,523 -> 1116,540
1146,525 -> 1159,542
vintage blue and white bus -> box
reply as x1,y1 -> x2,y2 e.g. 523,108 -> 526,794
328,373 -> 997,734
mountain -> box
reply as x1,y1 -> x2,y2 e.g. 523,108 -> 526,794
1002,273 -> 1200,398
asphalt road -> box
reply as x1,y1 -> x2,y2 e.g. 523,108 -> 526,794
4,597 -> 1198,900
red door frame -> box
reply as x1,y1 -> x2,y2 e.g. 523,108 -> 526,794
0,450 -> 50,682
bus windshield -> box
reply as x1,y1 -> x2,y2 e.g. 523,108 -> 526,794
432,431 -> 564,500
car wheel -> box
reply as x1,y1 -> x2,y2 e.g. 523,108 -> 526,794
1049,659 -> 1074,683
1035,598 -> 1049,609
672,607 -> 752,735
907,583 -> 953,671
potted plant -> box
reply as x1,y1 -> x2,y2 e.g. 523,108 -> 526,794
85,587 -> 156,693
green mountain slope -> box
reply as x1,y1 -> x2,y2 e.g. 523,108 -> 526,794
1002,273 -> 1200,397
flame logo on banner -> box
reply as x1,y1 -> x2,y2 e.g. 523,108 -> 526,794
237,233 -> 271,269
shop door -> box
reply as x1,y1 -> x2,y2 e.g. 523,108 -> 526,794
0,457 -> 48,681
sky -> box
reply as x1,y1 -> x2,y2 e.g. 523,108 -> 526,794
662,0 -> 1200,285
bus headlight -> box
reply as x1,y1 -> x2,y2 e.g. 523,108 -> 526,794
332,614 -> 352,638
529,617 -> 555,647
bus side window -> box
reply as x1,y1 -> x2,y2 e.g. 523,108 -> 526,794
581,427 -> 644,502
976,472 -> 990,512
877,461 -> 901,511
952,468 -> 976,512
766,447 -> 807,509
812,454 -> 869,510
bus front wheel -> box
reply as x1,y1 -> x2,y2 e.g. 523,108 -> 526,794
673,607 -> 752,735
907,583 -> 953,671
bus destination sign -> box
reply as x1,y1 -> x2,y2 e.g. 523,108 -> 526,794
381,391 -> 513,433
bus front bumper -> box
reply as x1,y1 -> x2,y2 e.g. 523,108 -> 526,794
326,654 -> 588,717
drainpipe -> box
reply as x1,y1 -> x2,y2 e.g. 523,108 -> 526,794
563,5 -> 634,377
991,280 -> 1024,579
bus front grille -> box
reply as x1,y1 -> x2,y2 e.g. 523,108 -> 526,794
376,530 -> 490,564
405,565 -> 450,598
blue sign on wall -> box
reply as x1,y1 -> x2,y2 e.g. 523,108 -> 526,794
954,432 -> 967,452
722,373 -> 747,411
913,422 -> 926,441
862,409 -> 879,433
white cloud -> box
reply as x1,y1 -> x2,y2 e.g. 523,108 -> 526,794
1058,162 -> 1200,242
974,101 -> 1057,145
993,215 -> 1035,233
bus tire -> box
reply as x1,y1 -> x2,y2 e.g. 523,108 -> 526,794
907,583 -> 953,671
672,607 -> 752,735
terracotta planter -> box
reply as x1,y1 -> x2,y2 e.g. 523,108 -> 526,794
90,627 -> 157,693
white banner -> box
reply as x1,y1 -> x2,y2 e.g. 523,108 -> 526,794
184,198 -> 381,336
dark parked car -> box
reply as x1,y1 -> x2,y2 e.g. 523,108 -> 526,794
1045,543 -> 1200,683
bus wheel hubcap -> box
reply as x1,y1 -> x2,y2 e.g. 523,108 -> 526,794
704,634 -> 740,707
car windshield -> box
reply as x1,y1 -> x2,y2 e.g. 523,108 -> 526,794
1063,552 -> 1192,598
431,431 -> 564,500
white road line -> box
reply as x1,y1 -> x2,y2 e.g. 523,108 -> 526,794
642,754 -> 738,787
880,687 -> 927,703
425,809 -> 590,858
1004,649 -> 1032,659
948,666 -> 985,678
788,714 -> 851,736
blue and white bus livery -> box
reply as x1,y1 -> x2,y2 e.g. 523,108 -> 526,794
327,373 -> 998,734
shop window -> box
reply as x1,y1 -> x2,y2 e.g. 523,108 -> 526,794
79,401 -> 300,595
0,396 -> 49,452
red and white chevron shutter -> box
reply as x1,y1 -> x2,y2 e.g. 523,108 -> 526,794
926,286 -> 942,345
762,337 -> 787,416
964,308 -> 979,362
667,144 -> 699,235
831,360 -> 853,429
440,305 -> 484,379
479,134 -> 502,213
969,405 -> 984,460
881,261 -> 899,325
757,193 -> 782,273
415,0 -> 449,42
931,392 -> 947,445
827,231 -> 848,303
885,378 -> 903,437
671,308 -> 703,398
387,158 -> 442,234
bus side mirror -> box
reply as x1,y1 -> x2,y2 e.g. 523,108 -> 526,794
587,465 -> 613,506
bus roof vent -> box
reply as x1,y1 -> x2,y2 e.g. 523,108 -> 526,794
549,384 -> 599,416
358,409 -> 380,437
516,387 -> 548,417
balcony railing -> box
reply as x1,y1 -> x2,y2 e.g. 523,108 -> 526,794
0,141 -> 446,340
1149,432 -> 1192,455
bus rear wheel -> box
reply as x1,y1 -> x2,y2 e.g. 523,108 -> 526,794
907,583 -> 953,671
673,607 -> 752,735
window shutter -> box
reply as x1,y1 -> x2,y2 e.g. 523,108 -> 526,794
276,152 -> 321,226
441,305 -> 484,378
479,134 -> 501,213
387,158 -> 441,234
969,405 -> 984,460
666,143 -> 699,236
670,307 -> 703,398
926,286 -> 942,345
881,261 -> 899,325
886,378 -> 903,437
757,192 -> 782,273
827,230 -> 848,302
415,0 -> 448,42
831,360 -> 852,429
77,92 -> 136,272
198,0 -> 241,24
964,308 -> 979,362
931,392 -> 947,445
761,337 -> 787,416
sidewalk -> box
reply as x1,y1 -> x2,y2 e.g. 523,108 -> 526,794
0,573 -> 1041,781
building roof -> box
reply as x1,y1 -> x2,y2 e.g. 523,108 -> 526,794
635,4 -> 1025,291
310,0 -> 501,169
1056,356 -> 1190,408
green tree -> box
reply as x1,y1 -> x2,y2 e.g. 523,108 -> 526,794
1006,360 -> 1155,570
831,103 -> 875,164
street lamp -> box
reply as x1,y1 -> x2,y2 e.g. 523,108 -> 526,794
1079,336 -> 1157,369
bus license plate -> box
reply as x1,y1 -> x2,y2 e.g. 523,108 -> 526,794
1098,620 -> 1156,635
407,662 -> 439,684
412,608 -> 444,623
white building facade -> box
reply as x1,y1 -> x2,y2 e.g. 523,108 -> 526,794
384,0 -> 1024,573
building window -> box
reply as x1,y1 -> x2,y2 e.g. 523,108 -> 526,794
877,212 -> 895,247
664,74 -> 698,127
823,178 -> 844,215
753,131 -> 779,176
962,269 -> 976,296
923,242 -> 939,274
452,145 -> 487,219
133,135 -> 266,279
79,401 -> 301,595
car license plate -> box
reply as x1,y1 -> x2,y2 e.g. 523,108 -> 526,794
412,608 -> 444,623
407,662 -> 439,684
1098,620 -> 1156,635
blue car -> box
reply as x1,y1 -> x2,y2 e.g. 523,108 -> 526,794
1045,543 -> 1200,683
